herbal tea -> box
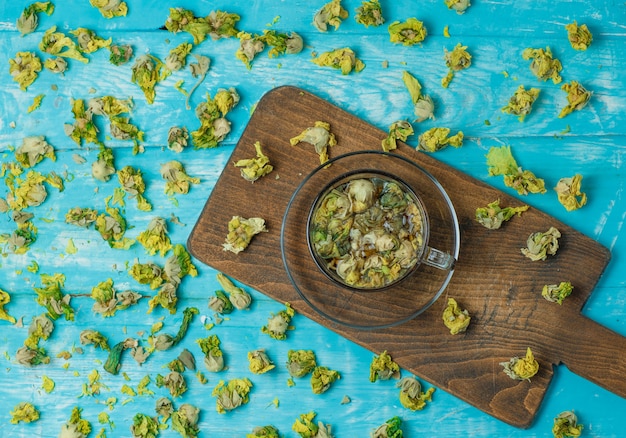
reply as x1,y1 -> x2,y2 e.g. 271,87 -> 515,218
308,175 -> 427,289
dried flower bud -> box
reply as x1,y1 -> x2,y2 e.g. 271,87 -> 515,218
248,349 -> 275,374
500,347 -> 539,381
369,351 -> 401,382
286,350 -> 317,378
442,298 -> 471,335
475,199 -> 529,230
522,227 -> 561,261
522,46 -> 562,84
314,0 -> 348,32
396,376 -> 435,410
542,282 -> 574,305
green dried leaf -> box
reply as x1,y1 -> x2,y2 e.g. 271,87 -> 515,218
34,273 -> 74,321
118,166 -> 151,211
311,47 -> 365,75
109,44 -> 134,65
10,402 -> 40,424
262,302 -> 295,340
9,51 -> 42,91
552,410 -> 583,438
565,21 -> 592,51
216,272 -> 251,309
554,174 -> 587,211
396,376 -> 435,410
388,18 -> 427,46
445,0 -> 471,14
222,216 -> 267,255
558,81 -> 592,118
167,127 -> 189,153
313,0 -> 348,32
247,425 -> 281,438
486,146 -> 546,195
311,366 -> 340,394
501,85 -> 540,122
191,88 -> 239,148
104,338 -> 137,375
0,288 -> 17,324
521,226 -> 561,261
382,120 -> 414,152
417,127 -> 463,152
442,43 -> 471,88
71,27 -> 112,54
197,334 -> 225,372
60,407 -> 92,437
286,349 -> 317,378
442,298 -> 471,335
44,56 -> 68,74
500,347 -> 539,381
17,2 -> 55,35
131,54 -> 166,104
542,281 -> 574,305
248,349 -> 275,374
355,0 -> 384,27
371,416 -> 403,438
160,161 -> 200,195
80,329 -> 110,351
522,46 -> 562,84
137,217 -> 172,256
90,0 -> 128,18
172,404 -> 200,438
290,121 -> 338,165
40,26 -> 88,63
130,413 -> 158,438
369,351 -> 400,382
165,42 -> 193,73
475,199 -> 529,229
292,411 -> 333,438
212,378 -> 253,413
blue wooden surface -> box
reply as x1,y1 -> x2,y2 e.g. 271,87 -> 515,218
1,1 -> 625,436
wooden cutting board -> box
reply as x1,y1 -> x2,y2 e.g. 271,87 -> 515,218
187,86 -> 624,428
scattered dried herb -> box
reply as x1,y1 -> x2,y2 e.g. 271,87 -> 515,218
80,329 -> 111,351
261,302 -> 295,341
90,0 -> 128,18
44,56 -> 68,74
311,366 -> 340,394
292,412 -> 333,438
402,71 -> 435,122
522,47 -> 562,84
95,198 -> 135,249
40,26 -> 88,63
152,307 -> 199,351
552,410 -> 583,438
156,371 -> 188,398
118,166 -> 151,211
355,0 -> 384,27
71,27 -> 112,53
388,18 -> 427,46
369,350 -> 401,382
565,21 -> 592,51
212,378 -> 253,413
222,216 -> 267,255
418,127 -> 464,152
59,406 -> 92,437
10,402 -> 40,424
247,425 -> 281,438
486,146 -> 546,195
558,81 -> 592,118
191,88 -> 239,148
34,273 -> 74,321
397,376 -> 435,410
131,54 -> 167,104
104,338 -> 137,374
290,121 -> 338,165
165,8 -> 240,44
500,347 -> 539,381
248,349 -> 276,374
442,43 -> 471,88
312,47 -> 365,75
522,226 -> 561,261
234,141 -> 274,182
442,298 -> 471,334
216,272 -> 252,309
137,217 -> 172,256
286,349 -> 317,378
554,174 -> 587,211
382,120 -> 414,152
130,413 -> 159,438
197,334 -> 225,372
0,288 -> 17,324
172,404 -> 200,438
208,289 -> 234,314
372,416 -> 403,438
27,94 -> 45,113
542,281 -> 574,305
313,0 -> 348,32
9,51 -> 42,91
501,85 -> 541,122
165,42 -> 193,73
167,127 -> 190,153
475,199 -> 529,229
109,44 -> 134,65
160,160 -> 200,196
445,0 -> 471,14
17,2 -> 55,35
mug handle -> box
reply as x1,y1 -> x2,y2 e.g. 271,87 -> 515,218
422,246 -> 456,270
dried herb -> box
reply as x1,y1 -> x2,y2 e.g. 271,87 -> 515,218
286,350 -> 317,378
109,44 -> 134,65
442,43 -> 471,88
44,56 -> 68,74
522,47 -> 562,84
522,227 -> 561,261
501,85 -> 541,122
137,217 -> 172,256
167,127 -> 189,153
292,412 -> 333,438
80,329 -> 111,351
248,349 -> 276,374
65,99 -> 101,147
552,410 -> 583,438
208,289 -> 234,314
216,273 -> 252,309
156,371 -> 187,398
15,136 -> 55,168
261,30 -> 303,57
71,27 -> 111,53
222,216 -> 267,255
172,404 -> 200,438
0,288 -> 17,324
40,26 -> 88,63
369,351 -> 401,382
313,0 -> 348,32
382,120 -> 414,152
565,21 -> 592,51
558,81 -> 592,118
445,0 -> 471,14
212,378 -> 253,413
442,298 -> 471,334
59,406 -> 92,437
161,160 -> 200,196
486,146 -> 546,195
131,54 -> 166,104
165,42 -> 193,73
371,416 -> 403,438
9,51 -> 42,91
191,88 -> 239,148
475,199 -> 529,229
311,366 -> 340,394
90,0 -> 128,18
197,334 -> 225,372
247,425 -> 281,438
165,8 -> 240,44
542,281 -> 574,305
355,0 -> 384,27
27,94 -> 45,113
500,347 -> 539,381
290,121 -> 338,165
10,402 -> 40,424
388,18 -> 427,46
104,338 -> 137,374
95,199 -> 135,249
152,307 -> 199,351
65,207 -> 98,227
34,273 -> 74,321
17,2 -> 55,35
156,397 -> 173,422
130,413 -> 159,438
396,376 -> 435,410
262,302 -> 295,340
402,71 -> 435,122
234,141 -> 274,182
118,166 -> 151,211
236,32 -> 265,69
554,174 -> 587,211
312,48 -> 365,75
91,278 -> 141,317
418,127 -> 463,152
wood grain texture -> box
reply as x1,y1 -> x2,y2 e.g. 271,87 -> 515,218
188,85 -> 617,428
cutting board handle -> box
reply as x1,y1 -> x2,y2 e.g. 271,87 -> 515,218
557,313 -> 626,398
